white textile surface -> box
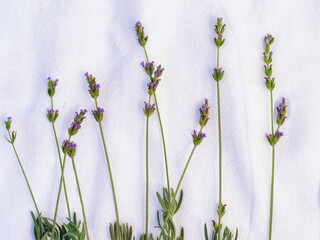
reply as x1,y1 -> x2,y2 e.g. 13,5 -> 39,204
0,0 -> 319,239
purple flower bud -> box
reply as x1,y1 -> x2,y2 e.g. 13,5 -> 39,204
98,108 -> 104,113
62,140 -> 66,144
74,124 -> 79,128
265,133 -> 269,138
84,109 -> 87,113
85,72 -> 89,77
52,83 -> 57,88
192,130 -> 197,137
200,133 -> 207,138
270,51 -> 273,55
95,84 -> 100,89
91,110 -> 94,114
66,142 -> 71,146
71,143 -> 77,148
56,109 -> 59,113
136,21 -> 141,26
155,71 -> 159,76
140,61 -> 144,66
282,97 -> 286,102
265,38 -> 270,44
161,68 -> 165,71
277,131 -> 284,137
47,77 -> 51,80
7,117 -> 11,121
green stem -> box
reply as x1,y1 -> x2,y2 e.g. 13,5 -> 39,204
71,157 -> 90,240
11,141 -> 40,215
51,135 -> 71,237
173,145 -> 197,198
145,95 -> 151,238
269,146 -> 275,240
269,89 -> 275,240
154,93 -> 171,201
216,46 -> 223,240
143,46 -> 149,63
159,142 -> 199,239
51,96 -> 71,219
94,98 -> 120,225
52,123 -> 71,219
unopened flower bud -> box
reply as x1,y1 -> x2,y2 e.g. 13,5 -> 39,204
47,109 -> 59,123
47,77 -> 59,97
143,102 -> 155,117
135,21 -> 148,47
199,99 -> 210,127
62,140 -> 71,154
276,97 -> 287,126
192,130 -> 206,145
67,142 -> 77,157
5,117 -> 12,131
92,107 -> 104,122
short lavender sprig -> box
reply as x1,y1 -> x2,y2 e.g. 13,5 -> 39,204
158,99 -> 209,240
51,109 -> 87,238
47,77 -> 71,220
4,117 -> 40,215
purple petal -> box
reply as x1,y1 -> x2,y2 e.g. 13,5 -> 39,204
85,72 -> 89,77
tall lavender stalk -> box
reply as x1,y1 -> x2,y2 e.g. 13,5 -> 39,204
204,18 -> 237,240
47,77 -> 71,220
263,34 -> 287,240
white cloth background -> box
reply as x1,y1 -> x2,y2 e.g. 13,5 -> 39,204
0,0 -> 319,239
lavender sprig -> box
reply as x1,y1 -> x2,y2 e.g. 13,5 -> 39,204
47,76 -> 71,220
85,73 -> 134,240
204,18 -> 238,240
263,35 -> 287,240
51,109 -> 87,238
157,99 -> 209,240
4,117 -> 40,215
